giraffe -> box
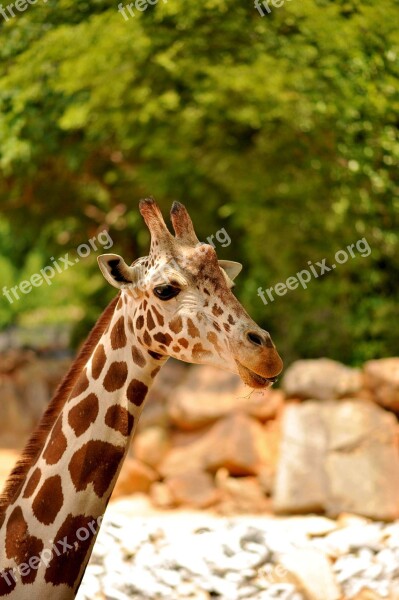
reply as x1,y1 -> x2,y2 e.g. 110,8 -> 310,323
0,199 -> 283,599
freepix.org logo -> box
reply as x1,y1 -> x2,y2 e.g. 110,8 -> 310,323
2,230 -> 114,304
254,0 -> 293,17
257,237 -> 371,305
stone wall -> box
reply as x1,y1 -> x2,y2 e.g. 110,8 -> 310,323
0,349 -> 71,446
1,351 -> 399,520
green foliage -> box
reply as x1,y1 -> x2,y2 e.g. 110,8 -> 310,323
0,0 -> 398,363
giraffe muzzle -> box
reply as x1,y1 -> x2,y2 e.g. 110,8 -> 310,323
235,354 -> 283,389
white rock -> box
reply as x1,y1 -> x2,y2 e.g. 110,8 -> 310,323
376,548 -> 399,575
76,505 -> 399,600
334,555 -> 371,583
278,548 -> 341,600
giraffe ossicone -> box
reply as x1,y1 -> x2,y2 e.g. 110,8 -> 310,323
0,198 -> 282,599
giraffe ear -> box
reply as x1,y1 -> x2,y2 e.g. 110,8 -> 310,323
218,260 -> 243,282
98,254 -> 138,289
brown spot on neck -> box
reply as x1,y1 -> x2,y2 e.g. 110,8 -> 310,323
42,416 -> 67,465
126,379 -> 148,406
0,569 -> 17,595
23,467 -> 41,499
5,506 -> 44,584
68,393 -> 100,437
110,316 -> 127,350
45,513 -> 100,588
103,361 -> 128,392
32,475 -> 64,525
0,294 -> 120,520
92,344 -> 107,380
69,369 -> 89,400
69,441 -> 125,498
105,405 -> 135,437
151,366 -> 161,378
132,345 -> 146,368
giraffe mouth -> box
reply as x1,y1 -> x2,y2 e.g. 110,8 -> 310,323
235,361 -> 279,389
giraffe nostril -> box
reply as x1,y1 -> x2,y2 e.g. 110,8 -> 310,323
246,330 -> 274,348
246,331 -> 264,347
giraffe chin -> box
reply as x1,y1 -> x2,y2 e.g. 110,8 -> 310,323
235,361 -> 277,389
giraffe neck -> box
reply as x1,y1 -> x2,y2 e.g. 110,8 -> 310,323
0,292 -> 165,600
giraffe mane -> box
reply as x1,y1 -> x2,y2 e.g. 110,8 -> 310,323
0,293 -> 120,519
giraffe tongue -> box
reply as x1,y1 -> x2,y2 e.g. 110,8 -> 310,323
235,361 -> 276,389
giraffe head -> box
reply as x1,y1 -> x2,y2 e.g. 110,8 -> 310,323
98,199 -> 283,388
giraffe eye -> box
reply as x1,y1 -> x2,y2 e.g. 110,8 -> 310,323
153,285 -> 181,301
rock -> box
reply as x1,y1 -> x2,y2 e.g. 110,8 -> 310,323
273,400 -> 399,520
278,548 -> 341,600
0,351 -> 70,445
215,468 -> 270,514
257,466 -> 275,496
112,458 -> 158,498
168,364 -> 283,430
247,389 -> 284,422
78,502 -> 399,600
13,361 -> 51,423
203,413 -> 277,476
136,399 -> 169,431
150,482 -> 175,508
280,515 -> 338,538
138,359 -> 188,430
165,470 -> 220,508
321,523 -> 384,558
260,417 -> 282,474
256,563 -> 303,590
0,449 -> 19,493
41,357 -> 72,391
282,358 -> 362,400
352,591 -> 385,600
0,349 -> 36,374
159,429 -> 211,478
336,513 -> 372,529
273,401 -> 328,513
326,401 -> 399,519
363,358 -> 399,411
0,378 -> 32,441
132,426 -> 171,469
160,412 -> 276,478
146,358 -> 189,404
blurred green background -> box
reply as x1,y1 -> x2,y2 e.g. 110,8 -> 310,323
0,0 -> 398,365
